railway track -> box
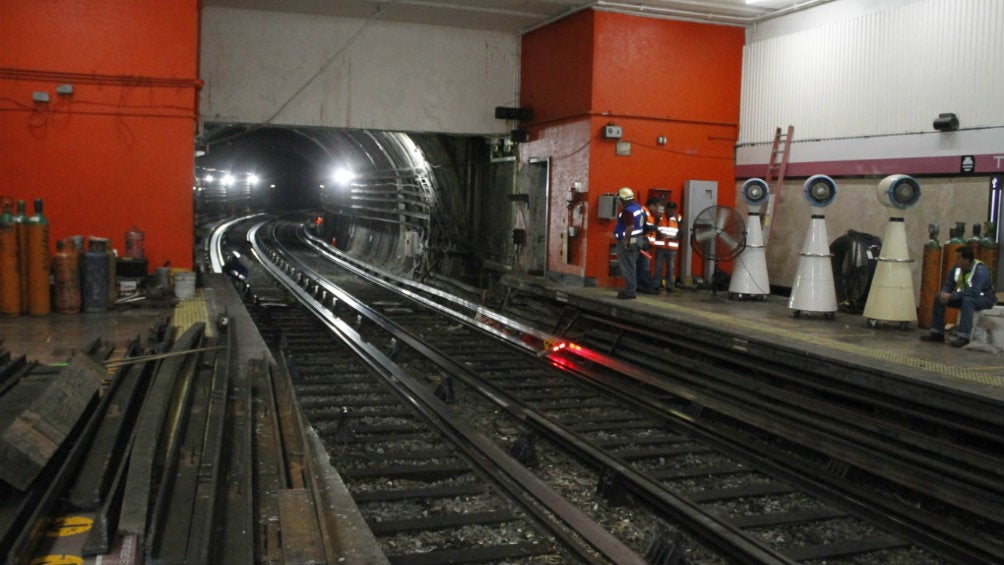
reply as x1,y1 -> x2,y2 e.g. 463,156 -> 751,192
234,222 -> 649,564
220,215 -> 1004,564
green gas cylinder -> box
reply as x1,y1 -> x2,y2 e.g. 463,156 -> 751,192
980,221 -> 998,286
967,223 -> 982,258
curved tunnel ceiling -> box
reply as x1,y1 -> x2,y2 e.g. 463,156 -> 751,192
197,124 -> 389,210
196,123 -> 494,279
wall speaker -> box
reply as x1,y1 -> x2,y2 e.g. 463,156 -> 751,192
933,113 -> 959,131
495,106 -> 533,121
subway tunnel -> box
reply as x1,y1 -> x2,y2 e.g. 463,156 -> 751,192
196,124 -> 521,289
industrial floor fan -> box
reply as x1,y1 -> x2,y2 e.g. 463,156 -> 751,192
690,205 -> 746,291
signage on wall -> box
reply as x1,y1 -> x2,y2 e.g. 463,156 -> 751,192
961,155 -> 975,174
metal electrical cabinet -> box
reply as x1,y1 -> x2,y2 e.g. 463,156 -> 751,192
681,180 -> 718,285
597,193 -> 618,220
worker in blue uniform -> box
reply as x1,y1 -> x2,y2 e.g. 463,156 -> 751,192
921,246 -> 997,347
613,187 -> 646,299
223,251 -> 249,282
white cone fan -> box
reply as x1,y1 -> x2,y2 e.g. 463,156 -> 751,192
862,174 -> 921,325
789,175 -> 839,315
730,178 -> 771,298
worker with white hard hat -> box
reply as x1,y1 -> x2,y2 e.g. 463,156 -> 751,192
612,187 -> 646,299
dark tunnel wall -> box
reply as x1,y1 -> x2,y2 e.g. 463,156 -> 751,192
196,124 -> 519,287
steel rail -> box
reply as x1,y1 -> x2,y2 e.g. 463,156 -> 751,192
288,216 -> 1002,564
556,351 -> 1004,565
257,219 -> 797,565
569,316 -> 1004,529
249,220 -> 651,565
3,339 -> 154,565
228,215 -> 1004,565
118,323 -> 206,538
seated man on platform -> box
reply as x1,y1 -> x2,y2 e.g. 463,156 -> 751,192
920,246 -> 997,348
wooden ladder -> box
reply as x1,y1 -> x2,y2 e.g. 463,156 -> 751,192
761,125 -> 793,245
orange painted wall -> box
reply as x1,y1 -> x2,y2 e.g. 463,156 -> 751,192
520,10 -> 744,287
520,10 -> 595,124
591,12 -> 744,124
0,1 -> 200,270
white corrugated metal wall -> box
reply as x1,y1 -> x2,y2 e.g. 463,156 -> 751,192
739,0 -> 1004,145
736,0 -> 1004,292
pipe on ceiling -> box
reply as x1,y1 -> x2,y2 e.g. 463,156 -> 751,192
521,0 -> 834,33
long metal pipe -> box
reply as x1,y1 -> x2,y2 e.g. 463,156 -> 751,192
521,0 -> 836,34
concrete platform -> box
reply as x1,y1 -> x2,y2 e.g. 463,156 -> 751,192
4,278 -> 1001,398
502,275 -> 1004,403
0,305 -> 173,366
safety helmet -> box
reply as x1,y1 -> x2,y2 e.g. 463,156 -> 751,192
617,187 -> 634,201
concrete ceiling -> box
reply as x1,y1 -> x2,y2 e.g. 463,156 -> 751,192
203,0 -> 834,32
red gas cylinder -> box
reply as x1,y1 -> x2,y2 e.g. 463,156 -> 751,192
26,198 -> 51,316
917,226 -> 942,330
940,223 -> 965,328
0,197 -> 20,316
53,238 -> 81,314
125,225 -> 145,260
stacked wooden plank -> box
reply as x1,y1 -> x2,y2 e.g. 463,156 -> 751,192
0,354 -> 104,491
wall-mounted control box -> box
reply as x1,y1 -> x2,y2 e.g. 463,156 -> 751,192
597,193 -> 618,219
603,125 -> 622,139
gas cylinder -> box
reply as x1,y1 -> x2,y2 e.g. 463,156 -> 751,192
107,247 -> 117,304
124,225 -> 145,260
941,223 -> 965,285
967,223 -> 982,258
980,221 -> 999,287
53,239 -> 81,314
26,198 -> 50,315
940,222 -> 965,328
0,198 -> 20,316
14,200 -> 29,313
917,224 -> 942,330
69,235 -> 85,254
82,237 -> 109,313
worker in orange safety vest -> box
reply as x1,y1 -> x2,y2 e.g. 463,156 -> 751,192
652,200 -> 682,292
636,198 -> 658,295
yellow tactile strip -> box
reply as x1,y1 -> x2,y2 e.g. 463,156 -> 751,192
171,289 -> 215,339
659,302 -> 1004,388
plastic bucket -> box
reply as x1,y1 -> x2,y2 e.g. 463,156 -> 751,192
174,271 -> 196,299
